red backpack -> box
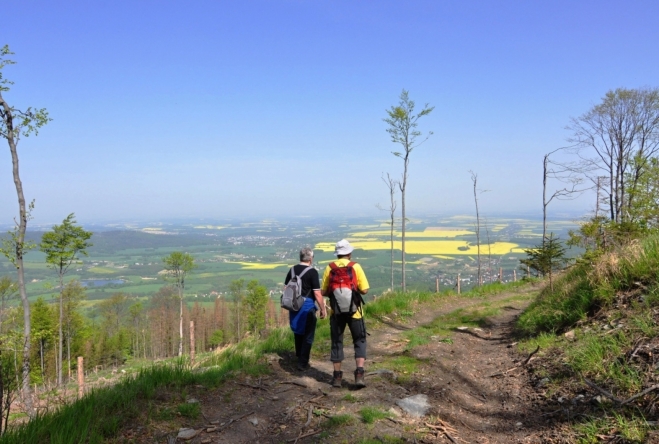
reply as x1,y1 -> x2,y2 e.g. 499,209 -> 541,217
328,262 -> 364,314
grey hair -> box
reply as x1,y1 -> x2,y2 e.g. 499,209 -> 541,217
299,246 -> 314,262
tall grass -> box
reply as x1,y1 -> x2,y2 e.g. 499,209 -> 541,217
0,329 -> 294,444
517,235 -> 659,335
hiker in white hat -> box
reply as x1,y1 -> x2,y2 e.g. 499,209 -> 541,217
321,239 -> 370,388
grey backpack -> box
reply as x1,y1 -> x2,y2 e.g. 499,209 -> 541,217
281,266 -> 312,311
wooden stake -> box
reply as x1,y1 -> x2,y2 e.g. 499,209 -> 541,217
77,357 -> 84,399
457,274 -> 461,294
513,269 -> 517,282
190,321 -> 195,366
435,277 -> 439,293
527,265 -> 530,277
499,267 -> 503,283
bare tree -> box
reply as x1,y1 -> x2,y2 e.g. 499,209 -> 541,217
469,171 -> 482,286
567,88 -> 659,223
0,45 -> 50,416
377,173 -> 398,291
542,148 -> 586,243
384,90 -> 434,291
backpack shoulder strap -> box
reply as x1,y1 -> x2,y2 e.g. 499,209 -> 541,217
347,261 -> 356,268
290,266 -> 297,279
298,266 -> 313,278
329,262 -> 339,271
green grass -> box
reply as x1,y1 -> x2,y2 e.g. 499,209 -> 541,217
177,402 -> 201,419
342,393 -> 358,402
575,414 -> 648,443
359,406 -> 392,424
518,234 -> 659,335
371,356 -> 422,375
0,327 -> 294,444
323,414 -> 355,428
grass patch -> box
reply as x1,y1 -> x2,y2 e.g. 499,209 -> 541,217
342,393 -> 358,402
371,355 -> 421,375
575,413 -> 648,443
0,326 -> 295,444
359,406 -> 392,424
323,414 -> 355,428
177,402 -> 201,419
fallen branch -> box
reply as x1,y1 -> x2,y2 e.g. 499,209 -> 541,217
489,346 -> 539,377
217,411 -> 256,432
303,406 -> 313,428
584,379 -> 622,404
237,382 -> 270,392
287,429 -> 321,442
280,380 -> 308,388
621,384 -> 659,406
522,346 -> 540,366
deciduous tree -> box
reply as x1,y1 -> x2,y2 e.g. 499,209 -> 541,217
384,90 -> 433,291
162,252 -> 196,356
0,45 -> 50,414
39,214 -> 92,386
567,87 -> 659,223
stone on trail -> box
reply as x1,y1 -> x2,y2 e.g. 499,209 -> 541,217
177,428 -> 200,440
249,417 -> 259,426
395,394 -> 430,418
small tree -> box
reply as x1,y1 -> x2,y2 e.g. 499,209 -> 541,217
520,233 -> 569,291
378,173 -> 398,291
162,252 -> 196,356
39,214 -> 92,386
0,44 -> 51,415
383,89 -> 434,291
244,280 -> 269,336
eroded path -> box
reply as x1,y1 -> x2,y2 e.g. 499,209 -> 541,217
131,285 -> 568,443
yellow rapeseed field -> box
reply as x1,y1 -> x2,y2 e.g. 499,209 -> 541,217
230,262 -> 288,270
315,240 -> 520,256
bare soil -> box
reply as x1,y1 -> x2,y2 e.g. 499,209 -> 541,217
117,285 -> 575,443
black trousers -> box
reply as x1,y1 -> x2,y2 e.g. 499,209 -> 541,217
330,313 -> 367,363
294,310 -> 317,365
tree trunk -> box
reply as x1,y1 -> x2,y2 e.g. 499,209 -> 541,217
1,93 -> 34,415
400,156 -> 409,292
178,288 -> 183,357
471,173 -> 481,286
58,274 -> 63,386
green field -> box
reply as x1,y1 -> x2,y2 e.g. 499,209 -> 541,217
0,215 -> 578,306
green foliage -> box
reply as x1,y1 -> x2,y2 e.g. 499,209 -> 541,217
39,213 -> 93,276
244,280 -> 268,335
359,406 -> 392,424
520,233 -> 569,278
162,252 -> 196,291
208,329 -> 224,348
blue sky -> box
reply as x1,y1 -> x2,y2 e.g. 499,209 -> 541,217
1,0 -> 658,225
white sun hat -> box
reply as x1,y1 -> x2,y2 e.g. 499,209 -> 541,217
334,239 -> 354,256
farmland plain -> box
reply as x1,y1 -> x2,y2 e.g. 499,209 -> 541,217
0,215 -> 579,308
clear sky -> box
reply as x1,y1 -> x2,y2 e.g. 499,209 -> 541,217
1,0 -> 658,225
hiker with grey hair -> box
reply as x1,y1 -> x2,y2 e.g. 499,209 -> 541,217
284,246 -> 326,371
321,239 -> 370,388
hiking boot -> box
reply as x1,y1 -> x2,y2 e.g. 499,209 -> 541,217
331,371 -> 343,388
354,368 -> 366,388
297,362 -> 310,371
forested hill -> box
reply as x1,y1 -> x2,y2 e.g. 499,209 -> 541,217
18,230 -> 214,255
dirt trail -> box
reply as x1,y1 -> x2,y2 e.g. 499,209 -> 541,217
131,285 -> 567,443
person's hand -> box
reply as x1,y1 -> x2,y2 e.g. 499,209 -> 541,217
319,309 -> 327,319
